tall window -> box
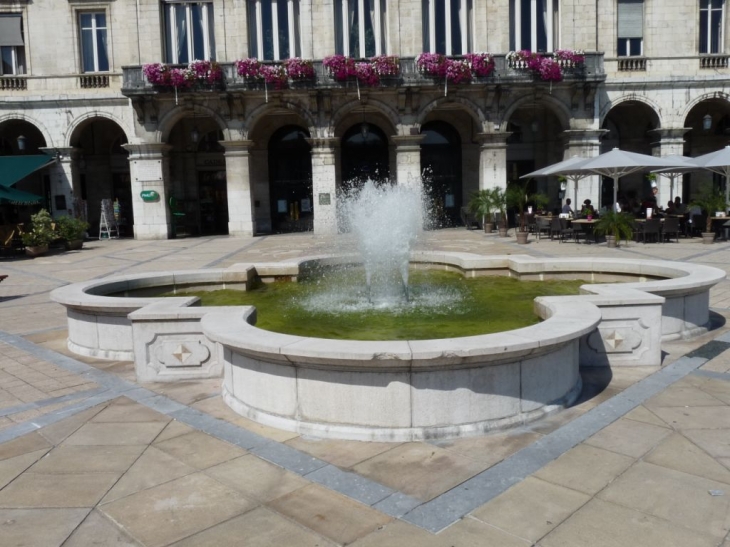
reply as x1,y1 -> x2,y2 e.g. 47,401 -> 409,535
700,0 -> 724,54
422,0 -> 472,55
80,13 -> 109,72
248,0 -> 301,60
0,14 -> 26,75
164,2 -> 214,64
510,0 -> 559,52
335,0 -> 386,58
617,0 -> 643,56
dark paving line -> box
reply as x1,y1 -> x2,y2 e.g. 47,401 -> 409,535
0,263 -> 71,286
692,369 -> 730,382
204,236 -> 268,268
400,354 -> 708,533
0,386 -> 109,418
685,339 -> 730,360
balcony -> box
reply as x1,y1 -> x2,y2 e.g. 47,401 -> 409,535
121,53 -> 605,97
0,76 -> 27,91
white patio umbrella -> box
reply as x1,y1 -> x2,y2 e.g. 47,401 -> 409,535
684,145 -> 730,205
650,154 -> 695,201
560,148 -> 693,210
521,155 -> 592,210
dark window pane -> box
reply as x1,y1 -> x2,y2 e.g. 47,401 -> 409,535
262,1 -> 274,59
80,13 -> 92,27
81,29 -> 94,71
712,0 -> 723,9
364,0 -> 375,57
191,4 -> 205,59
711,10 -> 722,53
97,29 -> 109,71
520,0 -> 531,49
277,0 -> 290,58
450,0 -> 462,54
95,13 -> 106,27
435,0 -> 446,53
1,47 -> 13,74
536,0 -> 547,51
700,10 -> 709,53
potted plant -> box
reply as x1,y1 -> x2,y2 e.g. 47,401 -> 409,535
507,181 -> 548,244
21,209 -> 55,257
690,190 -> 729,244
489,187 -> 509,237
56,215 -> 89,250
593,210 -> 634,248
468,190 -> 495,233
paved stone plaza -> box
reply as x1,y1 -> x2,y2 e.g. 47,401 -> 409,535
1,230 -> 730,546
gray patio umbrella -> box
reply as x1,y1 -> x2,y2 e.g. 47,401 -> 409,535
684,145 -> 730,205
521,155 -> 592,209
562,148 -> 693,210
650,154 -> 696,201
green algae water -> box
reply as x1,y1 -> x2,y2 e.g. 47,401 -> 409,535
170,269 -> 585,341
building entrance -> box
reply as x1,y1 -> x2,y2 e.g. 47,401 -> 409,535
198,170 -> 228,235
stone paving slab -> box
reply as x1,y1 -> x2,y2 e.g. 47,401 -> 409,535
2,232 -> 730,545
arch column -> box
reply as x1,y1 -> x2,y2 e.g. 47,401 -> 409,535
649,128 -> 691,202
475,132 -> 511,191
39,147 -> 80,219
307,137 -> 338,235
562,130 -> 606,208
391,135 -> 425,188
123,143 -> 173,240
222,140 -> 256,236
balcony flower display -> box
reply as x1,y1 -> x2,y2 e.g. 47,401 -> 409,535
464,53 -> 495,77
416,53 -> 447,77
261,64 -> 288,89
283,58 -> 315,80
506,49 -> 584,83
235,58 -> 263,79
555,49 -> 586,65
354,62 -> 379,86
371,55 -> 400,77
188,60 -> 222,83
323,55 -> 356,81
324,54 -> 401,87
143,60 -> 222,88
444,59 -> 472,84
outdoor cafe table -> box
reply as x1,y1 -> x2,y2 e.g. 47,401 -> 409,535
709,217 -> 730,240
568,218 -> 599,243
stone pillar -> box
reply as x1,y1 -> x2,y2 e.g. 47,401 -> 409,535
307,138 -> 338,235
123,143 -> 173,240
475,132 -> 511,191
391,135 -> 425,187
40,147 -> 79,219
649,128 -> 691,203
222,140 -> 256,237
562,130 -> 606,209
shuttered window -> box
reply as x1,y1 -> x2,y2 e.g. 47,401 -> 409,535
0,14 -> 25,75
617,0 -> 643,39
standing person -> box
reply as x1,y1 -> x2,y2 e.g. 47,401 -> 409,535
561,198 -> 573,215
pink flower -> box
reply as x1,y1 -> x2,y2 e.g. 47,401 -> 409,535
323,55 -> 356,81
353,62 -> 378,86
235,58 -> 263,79
443,59 -> 472,84
464,53 -> 494,77
260,64 -> 288,89
371,55 -> 400,76
284,58 -> 315,80
416,53 -> 447,77
143,63 -> 169,85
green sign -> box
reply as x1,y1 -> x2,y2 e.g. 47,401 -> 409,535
140,190 -> 160,202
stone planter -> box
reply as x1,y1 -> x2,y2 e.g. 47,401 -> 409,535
25,244 -> 48,258
606,235 -> 617,248
484,223 -> 493,234
516,230 -> 529,244
64,239 -> 83,251
498,227 -> 509,237
702,232 -> 716,244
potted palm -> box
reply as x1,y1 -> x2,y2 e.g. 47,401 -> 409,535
467,189 -> 496,233
507,182 -> 549,244
56,216 -> 89,250
690,190 -> 728,244
593,210 -> 634,248
21,209 -> 55,257
489,187 -> 509,237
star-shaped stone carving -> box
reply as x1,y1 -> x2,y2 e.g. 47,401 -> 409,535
172,344 -> 192,364
604,330 -> 625,349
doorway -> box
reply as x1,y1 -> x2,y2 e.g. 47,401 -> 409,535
268,126 -> 313,233
198,170 -> 228,235
420,121 -> 462,226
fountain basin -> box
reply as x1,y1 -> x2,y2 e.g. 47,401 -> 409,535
50,253 -> 725,441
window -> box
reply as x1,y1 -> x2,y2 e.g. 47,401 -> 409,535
617,0 -> 643,56
164,2 -> 214,64
700,0 -> 724,54
422,0 -> 471,55
248,0 -> 301,60
80,13 -> 109,72
335,0 -> 386,58
0,14 -> 26,75
510,0 -> 559,52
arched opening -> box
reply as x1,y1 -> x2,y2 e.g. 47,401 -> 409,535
600,101 -> 660,209
683,99 -> 730,203
0,120 -> 49,224
70,118 -> 130,236
421,121 -> 462,226
341,122 -> 390,191
167,115 -> 227,236
268,125 -> 312,233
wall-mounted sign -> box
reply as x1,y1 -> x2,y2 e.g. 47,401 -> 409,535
140,190 -> 160,202
318,193 -> 331,205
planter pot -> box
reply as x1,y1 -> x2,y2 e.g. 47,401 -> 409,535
516,231 -> 529,245
606,235 -> 617,248
64,239 -> 83,251
484,223 -> 493,234
498,228 -> 509,237
25,244 -> 48,258
702,232 -> 716,245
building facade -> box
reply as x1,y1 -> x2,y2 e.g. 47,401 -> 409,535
1,0 -> 729,238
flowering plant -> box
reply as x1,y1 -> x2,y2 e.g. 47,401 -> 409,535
235,58 -> 263,79
143,60 -> 222,87
555,49 -> 585,65
416,53 -> 447,77
143,63 -> 169,85
261,64 -> 288,89
354,62 -> 379,86
284,57 -> 315,80
464,53 -> 495,77
444,59 -> 472,84
188,60 -> 222,83
323,55 -> 356,81
371,55 -> 400,76
507,49 -> 584,82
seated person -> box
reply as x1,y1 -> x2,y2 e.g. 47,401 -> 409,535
580,199 -> 596,217
561,198 -> 573,215
674,196 -> 687,214
665,200 -> 677,214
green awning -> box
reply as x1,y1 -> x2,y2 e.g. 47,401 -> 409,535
0,155 -> 56,188
0,185 -> 43,205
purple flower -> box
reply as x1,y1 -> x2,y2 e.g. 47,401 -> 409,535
323,55 -> 356,81
261,64 -> 288,89
284,58 -> 315,80
235,58 -> 263,79
464,53 -> 494,77
354,62 -> 379,86
416,53 -> 447,77
143,63 -> 169,85
371,55 -> 400,76
444,59 -> 472,84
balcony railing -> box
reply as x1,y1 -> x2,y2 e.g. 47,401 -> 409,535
0,76 -> 28,90
79,74 -> 110,88
700,54 -> 730,69
617,57 -> 647,71
121,53 -> 605,95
